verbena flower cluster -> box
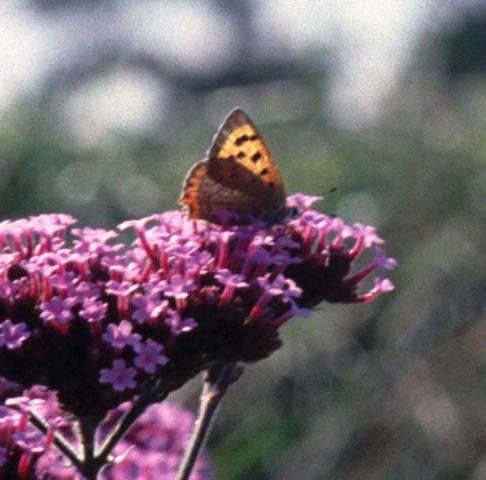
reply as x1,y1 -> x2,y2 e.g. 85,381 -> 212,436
0,195 -> 395,420
0,381 -> 212,479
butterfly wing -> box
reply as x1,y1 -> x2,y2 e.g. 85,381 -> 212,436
179,109 -> 286,222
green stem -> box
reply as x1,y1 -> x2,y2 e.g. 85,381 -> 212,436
175,363 -> 241,480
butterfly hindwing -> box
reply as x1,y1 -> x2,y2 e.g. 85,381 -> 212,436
180,160 -> 257,221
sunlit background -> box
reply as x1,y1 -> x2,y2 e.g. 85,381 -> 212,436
1,1 -> 485,479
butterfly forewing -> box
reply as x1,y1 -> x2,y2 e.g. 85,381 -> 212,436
180,109 -> 286,222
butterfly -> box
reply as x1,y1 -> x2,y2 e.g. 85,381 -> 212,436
179,108 -> 288,224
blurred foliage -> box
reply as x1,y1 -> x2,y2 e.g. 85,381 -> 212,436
0,2 -> 485,479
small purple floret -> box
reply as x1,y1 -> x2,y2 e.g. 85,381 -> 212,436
40,296 -> 76,327
100,359 -> 137,392
0,320 -> 31,350
134,341 -> 168,373
102,320 -> 141,351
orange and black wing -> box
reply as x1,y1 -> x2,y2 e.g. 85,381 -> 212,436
179,109 -> 286,221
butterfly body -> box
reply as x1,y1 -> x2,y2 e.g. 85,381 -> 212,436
179,109 -> 287,223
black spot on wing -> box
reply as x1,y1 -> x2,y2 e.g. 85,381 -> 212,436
235,135 -> 249,146
251,152 -> 261,163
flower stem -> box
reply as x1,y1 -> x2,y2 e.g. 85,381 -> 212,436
95,390 -> 160,466
28,410 -> 83,470
78,418 -> 98,480
176,363 -> 242,480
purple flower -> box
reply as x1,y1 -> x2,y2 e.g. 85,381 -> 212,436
164,311 -> 197,335
105,280 -> 138,298
74,281 -> 101,301
72,227 -> 120,255
40,296 -> 76,328
248,275 -> 303,324
287,193 -> 323,210
134,341 -> 168,373
131,293 -> 168,324
11,430 -> 45,453
79,298 -> 108,325
264,274 -> 302,302
165,274 -> 195,300
215,269 -> 249,304
100,359 -> 137,392
0,320 -> 31,350
102,320 -> 141,350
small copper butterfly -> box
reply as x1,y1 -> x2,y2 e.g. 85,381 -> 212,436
179,108 -> 287,223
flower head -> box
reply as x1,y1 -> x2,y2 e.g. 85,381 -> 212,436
0,199 -> 395,417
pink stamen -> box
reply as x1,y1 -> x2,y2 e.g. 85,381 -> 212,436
349,234 -> 364,260
137,228 -> 159,269
247,292 -> 269,324
346,262 -> 378,287
42,276 -> 52,302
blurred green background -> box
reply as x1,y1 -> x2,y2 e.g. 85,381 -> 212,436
0,1 -> 484,479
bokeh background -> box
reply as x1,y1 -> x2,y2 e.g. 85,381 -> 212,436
0,1 -> 485,479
